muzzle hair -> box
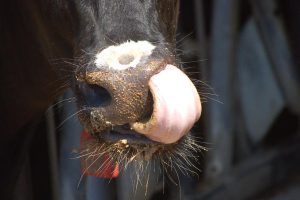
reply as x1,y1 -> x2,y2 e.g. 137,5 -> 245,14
77,133 -> 207,192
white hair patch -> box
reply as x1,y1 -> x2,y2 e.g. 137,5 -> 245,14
94,40 -> 156,70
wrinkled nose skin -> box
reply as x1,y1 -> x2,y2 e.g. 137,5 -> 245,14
76,41 -> 201,144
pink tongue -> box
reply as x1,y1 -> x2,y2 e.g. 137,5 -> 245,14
131,65 -> 202,144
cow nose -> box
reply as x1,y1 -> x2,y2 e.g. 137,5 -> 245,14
83,68 -> 156,134
82,41 -> 167,134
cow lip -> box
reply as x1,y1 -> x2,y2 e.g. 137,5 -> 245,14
97,124 -> 161,145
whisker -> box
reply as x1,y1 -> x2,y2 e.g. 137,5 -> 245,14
180,59 -> 208,64
57,109 -> 86,129
46,97 -> 77,113
77,151 -> 104,189
176,32 -> 194,45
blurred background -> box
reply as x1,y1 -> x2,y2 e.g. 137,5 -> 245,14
17,0 -> 300,199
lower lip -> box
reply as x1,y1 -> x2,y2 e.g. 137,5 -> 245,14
99,129 -> 161,145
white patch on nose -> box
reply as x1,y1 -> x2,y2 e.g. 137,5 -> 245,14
94,40 -> 156,70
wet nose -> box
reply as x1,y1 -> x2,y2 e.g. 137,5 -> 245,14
82,41 -> 167,133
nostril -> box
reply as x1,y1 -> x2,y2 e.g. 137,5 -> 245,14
79,83 -> 112,107
139,90 -> 154,122
118,54 -> 134,65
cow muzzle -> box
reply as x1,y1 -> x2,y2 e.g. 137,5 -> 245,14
76,41 -> 201,144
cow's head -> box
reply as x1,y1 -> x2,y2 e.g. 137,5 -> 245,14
43,0 -> 202,167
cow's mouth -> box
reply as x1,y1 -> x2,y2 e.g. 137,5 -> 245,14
77,60 -> 204,178
80,125 -> 206,179
97,124 -> 160,145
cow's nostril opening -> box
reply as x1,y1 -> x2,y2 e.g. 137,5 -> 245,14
118,54 -> 134,65
80,83 -> 112,107
139,90 -> 154,122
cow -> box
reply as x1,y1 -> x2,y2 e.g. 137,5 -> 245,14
0,0 -> 202,198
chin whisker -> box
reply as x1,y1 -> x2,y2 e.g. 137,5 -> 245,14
75,133 -> 207,197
